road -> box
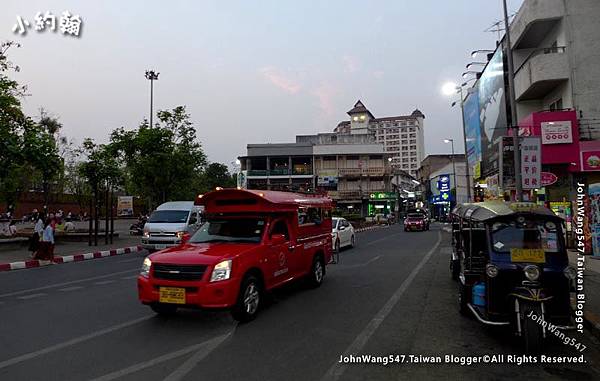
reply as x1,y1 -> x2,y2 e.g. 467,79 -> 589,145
1,224 -> 599,380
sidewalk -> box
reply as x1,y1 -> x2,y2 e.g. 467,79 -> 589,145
568,250 -> 600,337
0,235 -> 144,271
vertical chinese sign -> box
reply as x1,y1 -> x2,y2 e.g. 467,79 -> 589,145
521,137 -> 541,190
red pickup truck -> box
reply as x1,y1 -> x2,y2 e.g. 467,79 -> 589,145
138,189 -> 333,321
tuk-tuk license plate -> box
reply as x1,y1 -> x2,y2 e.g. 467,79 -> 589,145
155,244 -> 167,250
159,287 -> 186,304
510,249 -> 545,263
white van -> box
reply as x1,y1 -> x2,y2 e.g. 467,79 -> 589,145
141,201 -> 203,251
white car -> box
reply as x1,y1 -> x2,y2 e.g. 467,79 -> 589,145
332,217 -> 356,252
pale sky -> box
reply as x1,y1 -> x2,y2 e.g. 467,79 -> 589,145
3,0 -> 523,166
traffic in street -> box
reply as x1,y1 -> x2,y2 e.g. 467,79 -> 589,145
1,224 -> 598,381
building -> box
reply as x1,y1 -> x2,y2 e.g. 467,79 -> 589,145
239,133 -> 394,216
333,100 -> 425,177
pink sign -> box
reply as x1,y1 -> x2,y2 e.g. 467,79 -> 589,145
541,172 -> 558,186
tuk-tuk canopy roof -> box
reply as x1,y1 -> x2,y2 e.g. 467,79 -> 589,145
452,201 -> 561,222
197,189 -> 334,213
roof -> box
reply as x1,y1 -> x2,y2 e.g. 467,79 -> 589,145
411,109 -> 425,118
347,100 -> 375,118
156,201 -> 195,211
452,201 -> 561,222
197,189 -> 334,212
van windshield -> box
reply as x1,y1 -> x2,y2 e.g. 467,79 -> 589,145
189,218 -> 265,244
147,210 -> 189,223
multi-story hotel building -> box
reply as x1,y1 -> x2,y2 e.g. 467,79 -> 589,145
333,100 -> 426,177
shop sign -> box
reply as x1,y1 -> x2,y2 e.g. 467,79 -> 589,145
541,121 -> 572,144
431,191 -> 452,204
437,174 -> 451,192
521,137 -> 541,189
485,174 -> 499,196
540,172 -> 558,186
582,150 -> 600,171
369,192 -> 396,199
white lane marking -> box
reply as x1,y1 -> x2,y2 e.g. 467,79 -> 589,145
16,293 -> 46,300
320,231 -> 442,381
0,269 -> 138,299
93,280 -> 115,285
0,315 -> 152,370
89,332 -> 232,381
362,232 -> 403,247
58,286 -> 84,292
121,275 -> 139,280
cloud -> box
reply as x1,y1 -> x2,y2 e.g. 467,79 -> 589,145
312,83 -> 337,117
259,66 -> 301,94
372,70 -> 385,79
342,55 -> 360,73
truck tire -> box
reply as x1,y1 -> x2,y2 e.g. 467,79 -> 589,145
231,274 -> 262,322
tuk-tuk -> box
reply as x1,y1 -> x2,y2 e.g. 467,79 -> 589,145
450,201 -> 576,352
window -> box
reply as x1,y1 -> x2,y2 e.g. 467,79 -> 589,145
410,145 -> 416,150
298,207 -> 323,225
410,139 -> 416,144
549,98 -> 563,111
270,220 -> 289,240
190,218 -> 266,243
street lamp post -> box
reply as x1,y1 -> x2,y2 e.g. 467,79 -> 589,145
444,139 -> 457,204
145,70 -> 159,128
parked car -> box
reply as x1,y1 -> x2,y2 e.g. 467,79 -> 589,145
404,213 -> 429,231
332,217 -> 356,252
141,201 -> 203,251
138,189 -> 334,322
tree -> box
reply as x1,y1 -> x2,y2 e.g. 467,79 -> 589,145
199,163 -> 236,193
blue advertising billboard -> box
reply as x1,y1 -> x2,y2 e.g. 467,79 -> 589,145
463,88 -> 482,179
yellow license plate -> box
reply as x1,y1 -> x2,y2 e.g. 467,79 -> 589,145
159,287 -> 186,304
510,248 -> 545,263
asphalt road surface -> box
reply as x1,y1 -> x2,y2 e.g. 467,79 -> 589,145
1,224 -> 599,381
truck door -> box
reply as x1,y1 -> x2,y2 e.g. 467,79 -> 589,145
267,219 -> 295,286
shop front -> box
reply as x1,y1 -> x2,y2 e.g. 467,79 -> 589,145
367,192 -> 396,216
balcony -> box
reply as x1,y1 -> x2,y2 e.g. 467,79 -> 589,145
334,190 -> 362,199
514,47 -> 569,101
269,168 -> 290,176
510,0 -> 563,50
338,168 -> 362,177
247,170 -> 268,177
338,167 -> 387,177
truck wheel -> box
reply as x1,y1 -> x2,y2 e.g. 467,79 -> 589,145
150,303 -> 178,316
231,275 -> 262,322
307,255 -> 325,288
521,302 -> 543,354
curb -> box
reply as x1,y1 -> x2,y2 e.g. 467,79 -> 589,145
0,245 -> 144,272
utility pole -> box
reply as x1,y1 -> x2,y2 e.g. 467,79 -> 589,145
145,70 -> 159,127
502,0 -> 523,201
458,87 -> 472,202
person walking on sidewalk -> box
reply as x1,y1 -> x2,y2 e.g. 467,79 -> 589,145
35,218 -> 55,261
29,214 -> 45,257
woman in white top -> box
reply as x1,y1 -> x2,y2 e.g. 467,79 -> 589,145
29,215 -> 45,256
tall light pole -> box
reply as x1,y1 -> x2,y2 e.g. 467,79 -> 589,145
502,0 -> 523,201
444,139 -> 457,204
145,70 -> 159,128
442,82 -> 472,202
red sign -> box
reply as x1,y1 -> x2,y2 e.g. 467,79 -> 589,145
540,172 -> 558,186
582,150 -> 600,171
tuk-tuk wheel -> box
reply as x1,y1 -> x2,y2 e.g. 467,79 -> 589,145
521,302 -> 543,354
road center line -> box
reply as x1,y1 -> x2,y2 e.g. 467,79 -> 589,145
362,232 -> 404,247
0,269 -> 138,299
58,286 -> 84,292
94,280 -> 116,285
0,315 -> 152,370
320,230 -> 442,381
89,332 -> 232,381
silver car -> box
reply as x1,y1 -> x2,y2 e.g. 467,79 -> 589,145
331,217 -> 356,252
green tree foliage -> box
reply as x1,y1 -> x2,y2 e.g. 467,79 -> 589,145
199,163 -> 236,193
109,106 -> 207,208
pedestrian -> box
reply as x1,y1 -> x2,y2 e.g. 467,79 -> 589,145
29,214 -> 44,257
8,220 -> 17,236
35,218 -> 55,261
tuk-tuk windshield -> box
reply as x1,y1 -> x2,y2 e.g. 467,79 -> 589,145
490,218 -> 560,253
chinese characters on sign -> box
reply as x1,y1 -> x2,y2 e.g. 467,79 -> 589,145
521,137 -> 541,190
13,11 -> 82,36
541,121 -> 573,145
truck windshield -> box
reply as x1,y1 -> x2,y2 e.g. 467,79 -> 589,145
189,218 -> 265,243
147,210 -> 189,223
491,219 -> 560,253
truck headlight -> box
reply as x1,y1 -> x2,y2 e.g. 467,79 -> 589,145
210,260 -> 232,282
486,264 -> 499,278
140,257 -> 152,277
563,266 -> 577,280
176,231 -> 185,239
142,230 -> 150,238
524,265 -> 540,281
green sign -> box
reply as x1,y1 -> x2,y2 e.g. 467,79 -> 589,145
369,192 -> 396,200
